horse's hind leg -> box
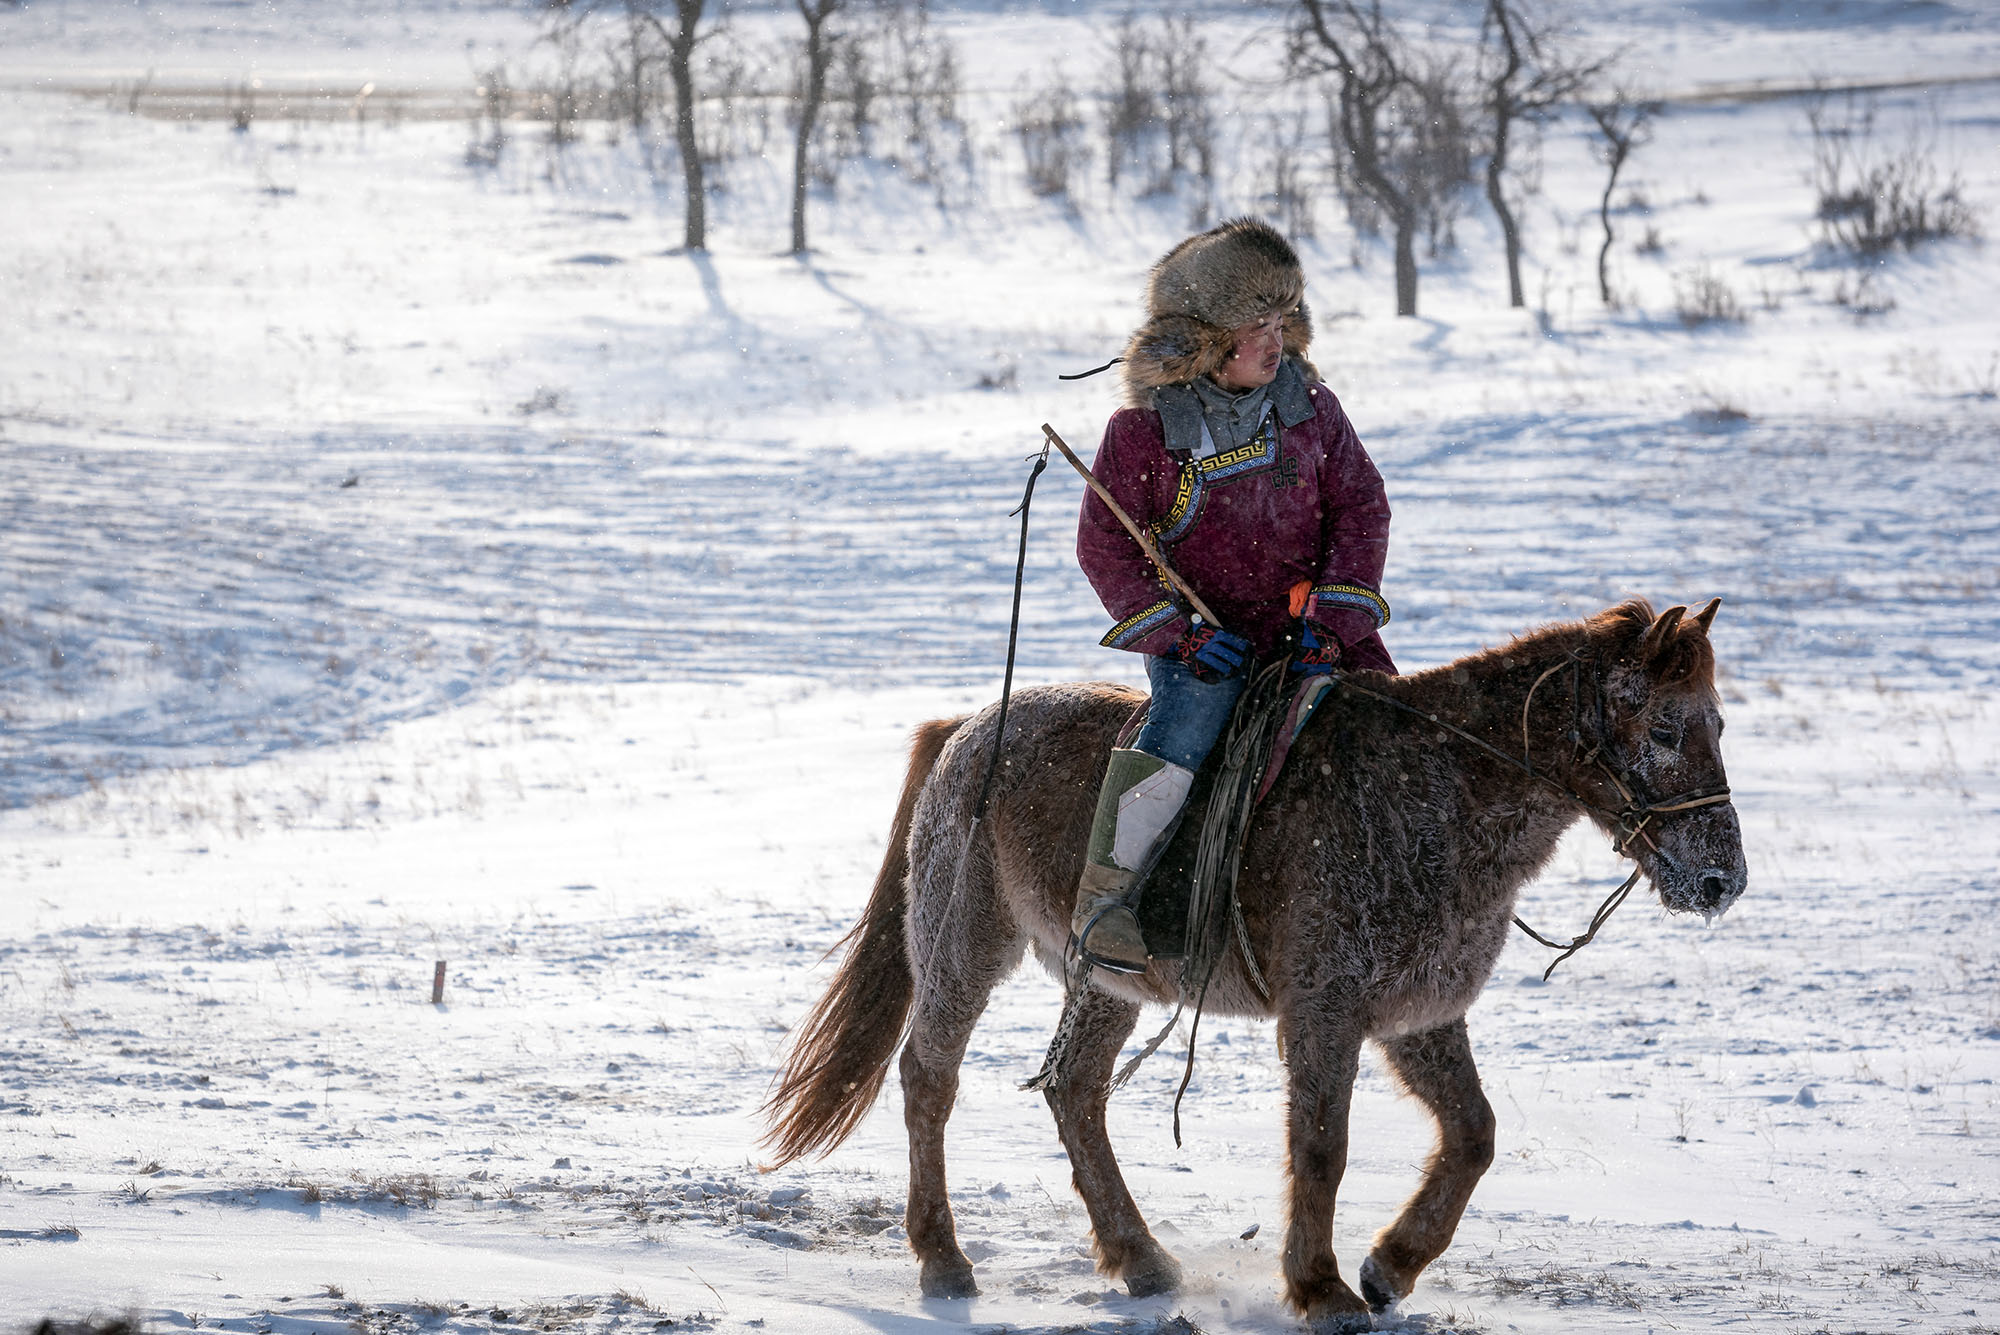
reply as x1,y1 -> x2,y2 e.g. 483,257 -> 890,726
1041,986 -> 1181,1297
901,845 -> 1022,1299
1359,1018 -> 1496,1313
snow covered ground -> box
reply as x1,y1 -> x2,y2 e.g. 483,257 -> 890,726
2,2 -> 1997,1332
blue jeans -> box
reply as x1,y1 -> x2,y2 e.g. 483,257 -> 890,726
1133,654 -> 1246,771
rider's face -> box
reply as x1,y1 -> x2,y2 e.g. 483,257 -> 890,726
1213,311 -> 1286,391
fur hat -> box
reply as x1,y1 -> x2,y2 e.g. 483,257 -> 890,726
1120,217 -> 1316,407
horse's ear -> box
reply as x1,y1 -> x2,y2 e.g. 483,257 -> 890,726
1690,597 -> 1721,634
1639,604 -> 1686,668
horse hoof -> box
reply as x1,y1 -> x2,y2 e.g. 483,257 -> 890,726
919,1260 -> 978,1299
1358,1254 -> 1400,1313
1123,1252 -> 1183,1298
1303,1279 -> 1372,1334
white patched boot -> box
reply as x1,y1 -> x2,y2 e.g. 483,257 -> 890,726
1070,748 -> 1195,975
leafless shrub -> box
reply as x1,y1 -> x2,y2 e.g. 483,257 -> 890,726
1095,10 -> 1213,207
1672,263 -> 1745,327
1402,53 -> 1477,258
1014,75 -> 1089,200
698,28 -> 776,175
1831,269 -> 1896,317
827,31 -> 878,151
1155,13 -> 1216,204
535,18 -> 595,148
464,63 -> 514,168
1635,223 -> 1664,255
352,1171 -> 444,1208
1808,92 -> 1980,255
116,68 -> 155,116
225,79 -> 256,133
28,1317 -> 138,1335
598,4 -> 659,152
880,5 -> 966,192
1102,10 -> 1160,190
516,386 -> 569,416
813,2 -> 965,195
1969,353 -> 1999,400
1268,110 -> 1318,241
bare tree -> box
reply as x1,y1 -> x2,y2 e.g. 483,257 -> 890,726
1293,0 -> 1421,315
791,0 -> 841,254
1482,0 -> 1607,307
1295,0 -> 1477,316
655,0 -> 711,251
544,0 -> 713,251
1586,89 -> 1660,307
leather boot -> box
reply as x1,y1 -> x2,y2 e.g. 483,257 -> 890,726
1071,748 -> 1194,974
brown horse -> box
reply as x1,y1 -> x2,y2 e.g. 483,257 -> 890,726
763,599 -> 1746,1330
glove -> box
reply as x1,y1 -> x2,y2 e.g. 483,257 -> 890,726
1290,619 -> 1343,676
1170,624 -> 1251,683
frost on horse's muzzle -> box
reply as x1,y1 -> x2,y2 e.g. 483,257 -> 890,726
1650,805 -> 1747,922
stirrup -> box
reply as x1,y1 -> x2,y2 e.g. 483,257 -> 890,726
1073,906 -> 1149,976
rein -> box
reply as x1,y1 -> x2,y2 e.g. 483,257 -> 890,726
1320,655 -> 1733,980
971,442 -> 1051,822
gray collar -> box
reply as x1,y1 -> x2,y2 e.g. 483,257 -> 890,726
1152,357 -> 1314,457
1271,356 -> 1314,428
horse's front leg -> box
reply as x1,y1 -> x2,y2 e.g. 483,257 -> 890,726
1280,1013 -> 1369,1331
1359,1017 -> 1495,1313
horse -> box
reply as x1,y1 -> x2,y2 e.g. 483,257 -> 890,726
762,599 -> 1747,1330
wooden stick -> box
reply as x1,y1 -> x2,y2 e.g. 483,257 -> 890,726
1040,423 -> 1224,630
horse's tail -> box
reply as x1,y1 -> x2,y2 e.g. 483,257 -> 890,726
759,713 -> 969,1168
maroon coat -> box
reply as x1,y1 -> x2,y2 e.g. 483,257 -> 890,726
1077,380 -> 1395,672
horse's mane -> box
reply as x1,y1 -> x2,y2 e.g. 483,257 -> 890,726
1432,598 -> 1716,692
1584,597 -> 1717,689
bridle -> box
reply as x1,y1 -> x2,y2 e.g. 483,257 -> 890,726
1324,649 -> 1735,979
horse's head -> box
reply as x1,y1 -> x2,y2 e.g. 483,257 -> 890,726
1580,598 -> 1747,921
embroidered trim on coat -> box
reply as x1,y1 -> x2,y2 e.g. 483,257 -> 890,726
1309,582 -> 1392,629
1152,417 -> 1280,545
1201,425 -> 1278,483
1154,464 -> 1204,543
1100,599 -> 1180,649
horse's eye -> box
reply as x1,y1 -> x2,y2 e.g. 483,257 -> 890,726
1649,725 -> 1678,747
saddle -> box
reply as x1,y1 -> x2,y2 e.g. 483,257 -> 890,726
1119,672 -> 1341,960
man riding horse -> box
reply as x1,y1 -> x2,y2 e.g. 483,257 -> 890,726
1072,217 -> 1397,975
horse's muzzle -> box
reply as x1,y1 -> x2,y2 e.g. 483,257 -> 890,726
1691,866 -> 1746,917
1653,847 -> 1747,921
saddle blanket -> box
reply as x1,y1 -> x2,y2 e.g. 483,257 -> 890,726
1116,674 -> 1342,960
